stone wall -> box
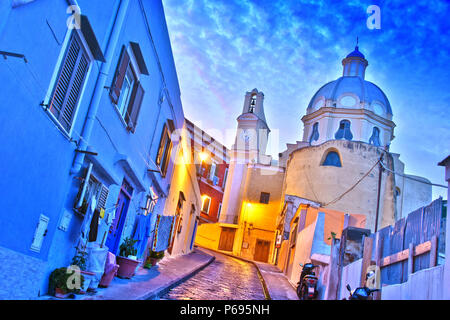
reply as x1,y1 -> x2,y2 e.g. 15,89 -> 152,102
0,246 -> 47,299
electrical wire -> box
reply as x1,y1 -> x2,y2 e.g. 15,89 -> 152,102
380,160 -> 448,189
322,158 -> 381,207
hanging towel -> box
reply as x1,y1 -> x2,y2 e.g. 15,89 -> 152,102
152,215 -> 175,252
88,208 -> 100,242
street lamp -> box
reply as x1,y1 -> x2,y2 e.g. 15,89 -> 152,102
197,151 -> 208,180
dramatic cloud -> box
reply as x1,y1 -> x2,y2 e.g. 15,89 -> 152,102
162,0 -> 450,199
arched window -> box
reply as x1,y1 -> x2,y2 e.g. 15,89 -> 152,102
309,122 -> 319,143
249,95 -> 256,113
369,127 -> 381,147
334,120 -> 353,141
322,151 -> 342,167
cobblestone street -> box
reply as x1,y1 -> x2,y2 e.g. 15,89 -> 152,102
159,250 -> 266,300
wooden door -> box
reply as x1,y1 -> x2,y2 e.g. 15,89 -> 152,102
254,239 -> 271,263
218,227 -> 236,251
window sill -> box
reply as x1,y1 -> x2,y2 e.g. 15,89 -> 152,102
43,107 -> 77,145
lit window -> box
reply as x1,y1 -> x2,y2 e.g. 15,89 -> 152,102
369,127 -> 381,147
334,120 -> 353,140
322,151 -> 342,167
201,196 -> 211,214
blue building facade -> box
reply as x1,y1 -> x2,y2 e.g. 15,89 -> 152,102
0,0 -> 186,299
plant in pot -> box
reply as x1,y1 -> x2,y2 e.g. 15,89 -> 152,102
144,250 -> 165,268
116,237 -> 141,279
49,267 -> 84,299
70,249 -> 96,294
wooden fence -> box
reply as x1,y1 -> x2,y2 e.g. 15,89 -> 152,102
371,197 -> 444,286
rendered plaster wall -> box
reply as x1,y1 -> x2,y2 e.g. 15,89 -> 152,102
284,140 -> 396,231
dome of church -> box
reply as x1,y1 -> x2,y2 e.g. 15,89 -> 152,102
306,46 -> 392,118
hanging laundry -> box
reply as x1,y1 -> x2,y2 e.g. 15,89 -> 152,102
88,208 -> 100,242
152,215 -> 175,252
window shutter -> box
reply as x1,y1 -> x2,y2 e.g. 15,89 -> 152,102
125,81 -> 145,133
110,46 -> 130,104
156,125 -> 168,166
161,139 -> 172,177
30,214 -> 50,253
96,184 -> 109,210
49,32 -> 89,132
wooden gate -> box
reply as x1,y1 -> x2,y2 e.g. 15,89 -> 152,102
218,227 -> 236,251
254,239 -> 271,262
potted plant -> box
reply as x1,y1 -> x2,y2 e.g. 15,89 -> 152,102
144,250 -> 165,268
49,267 -> 84,299
116,237 -> 141,279
71,249 -> 95,294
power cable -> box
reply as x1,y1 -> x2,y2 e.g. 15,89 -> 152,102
323,158 -> 381,207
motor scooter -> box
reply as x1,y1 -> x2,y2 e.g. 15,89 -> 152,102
296,263 -> 319,300
344,270 -> 380,300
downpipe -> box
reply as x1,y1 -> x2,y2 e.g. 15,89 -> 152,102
70,0 -> 130,174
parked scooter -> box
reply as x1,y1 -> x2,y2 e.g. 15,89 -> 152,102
296,263 -> 319,300
344,270 -> 380,300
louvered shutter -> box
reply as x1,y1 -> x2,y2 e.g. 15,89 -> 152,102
156,125 -> 168,166
49,32 -> 89,132
125,82 -> 145,133
161,138 -> 172,177
30,214 -> 50,253
96,184 -> 109,210
110,46 -> 130,104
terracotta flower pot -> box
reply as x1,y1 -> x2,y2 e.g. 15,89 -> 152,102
99,264 -> 119,288
116,256 -> 141,279
55,288 -> 69,299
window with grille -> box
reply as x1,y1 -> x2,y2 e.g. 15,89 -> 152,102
260,192 -> 270,204
48,32 -> 90,132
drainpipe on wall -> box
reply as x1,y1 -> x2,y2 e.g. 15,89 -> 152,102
70,0 -> 130,174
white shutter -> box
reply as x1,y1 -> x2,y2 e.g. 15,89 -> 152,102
96,184 -> 109,210
30,214 -> 50,253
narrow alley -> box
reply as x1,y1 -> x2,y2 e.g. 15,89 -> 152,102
158,250 -> 267,300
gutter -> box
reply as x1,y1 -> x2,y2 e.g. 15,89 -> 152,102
70,0 -> 130,174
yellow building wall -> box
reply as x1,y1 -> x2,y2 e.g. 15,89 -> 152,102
163,125 -> 202,256
194,223 -> 222,251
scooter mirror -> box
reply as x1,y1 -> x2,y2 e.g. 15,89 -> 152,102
299,263 -> 303,267
346,284 -> 351,292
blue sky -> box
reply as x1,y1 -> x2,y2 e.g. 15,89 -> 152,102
162,0 -> 450,200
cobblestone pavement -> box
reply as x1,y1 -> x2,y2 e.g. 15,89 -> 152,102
159,250 -> 266,300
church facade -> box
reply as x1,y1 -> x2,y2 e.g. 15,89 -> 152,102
195,45 -> 432,263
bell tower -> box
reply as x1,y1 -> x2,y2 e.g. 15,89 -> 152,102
220,89 -> 271,224
232,88 -> 270,163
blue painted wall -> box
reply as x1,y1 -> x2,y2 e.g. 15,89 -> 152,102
0,0 -> 185,298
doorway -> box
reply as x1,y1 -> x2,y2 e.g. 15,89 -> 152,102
254,239 -> 271,263
105,179 -> 133,255
218,227 -> 236,252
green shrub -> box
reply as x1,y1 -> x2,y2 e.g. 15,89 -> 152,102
149,250 -> 164,259
71,249 -> 88,271
119,237 -> 138,257
49,267 -> 84,295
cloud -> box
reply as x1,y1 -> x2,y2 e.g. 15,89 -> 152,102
163,0 -> 450,199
